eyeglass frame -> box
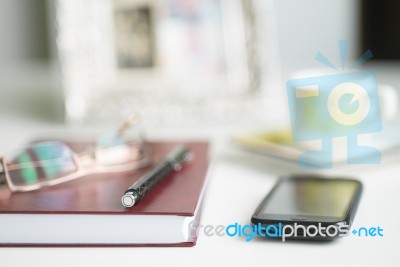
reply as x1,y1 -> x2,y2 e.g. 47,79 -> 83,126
0,114 -> 152,192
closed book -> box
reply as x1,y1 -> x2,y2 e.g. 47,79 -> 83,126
0,141 -> 210,246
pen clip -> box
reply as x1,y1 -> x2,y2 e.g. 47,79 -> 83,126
173,150 -> 194,171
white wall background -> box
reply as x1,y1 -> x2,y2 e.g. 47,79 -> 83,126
0,0 -> 49,67
0,0 -> 62,120
0,0 -> 360,121
0,0 -> 360,75
274,0 -> 359,80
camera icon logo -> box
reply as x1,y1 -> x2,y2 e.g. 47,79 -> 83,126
328,82 -> 370,126
286,41 -> 382,168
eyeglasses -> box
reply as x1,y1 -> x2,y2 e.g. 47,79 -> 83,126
0,114 -> 152,192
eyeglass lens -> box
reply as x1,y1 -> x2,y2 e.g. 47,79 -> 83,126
4,142 -> 78,187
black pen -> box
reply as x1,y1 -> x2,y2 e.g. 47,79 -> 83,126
121,145 -> 192,208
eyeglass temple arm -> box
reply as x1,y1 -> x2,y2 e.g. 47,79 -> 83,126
117,113 -> 140,135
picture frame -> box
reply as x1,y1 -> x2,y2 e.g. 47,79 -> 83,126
54,0 -> 280,125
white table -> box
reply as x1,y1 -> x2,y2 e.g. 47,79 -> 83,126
0,116 -> 399,267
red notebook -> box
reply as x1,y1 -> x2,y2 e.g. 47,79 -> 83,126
0,141 -> 210,247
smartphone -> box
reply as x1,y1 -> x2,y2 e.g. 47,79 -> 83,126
251,175 -> 362,241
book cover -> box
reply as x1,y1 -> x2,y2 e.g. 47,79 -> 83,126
0,141 -> 210,246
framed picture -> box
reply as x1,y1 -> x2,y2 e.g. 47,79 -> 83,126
112,0 -> 250,95
54,0 -> 280,124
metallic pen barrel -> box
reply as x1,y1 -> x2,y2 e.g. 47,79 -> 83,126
121,146 -> 191,208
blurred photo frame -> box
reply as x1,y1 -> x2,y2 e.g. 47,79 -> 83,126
53,0 -> 278,124
112,0 -> 250,95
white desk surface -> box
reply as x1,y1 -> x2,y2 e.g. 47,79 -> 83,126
0,116 -> 399,267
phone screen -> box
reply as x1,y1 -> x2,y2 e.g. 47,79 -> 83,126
261,178 -> 359,217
